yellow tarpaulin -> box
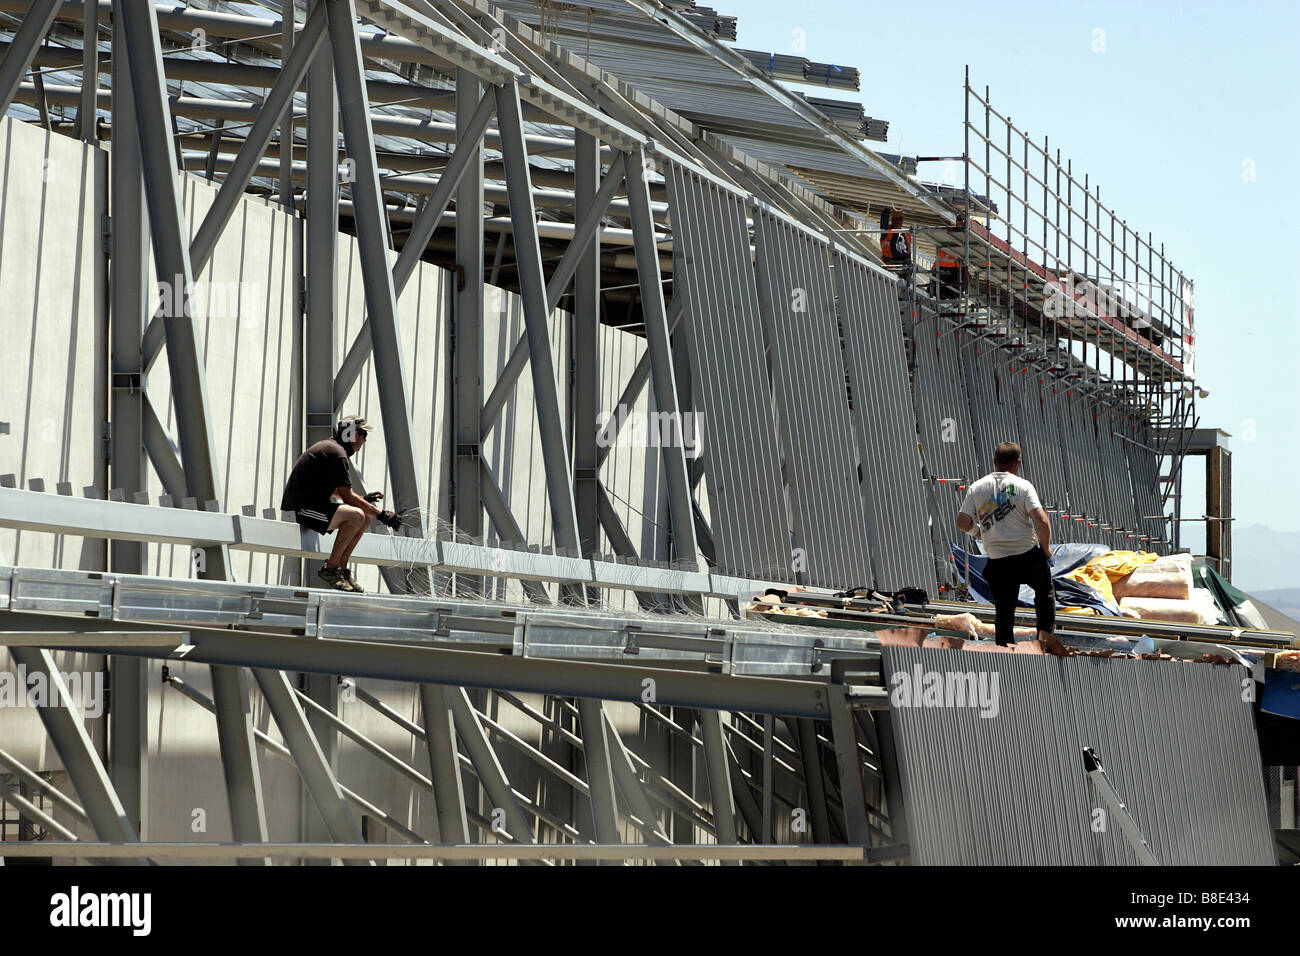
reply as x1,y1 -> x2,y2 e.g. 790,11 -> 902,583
1065,550 -> 1160,606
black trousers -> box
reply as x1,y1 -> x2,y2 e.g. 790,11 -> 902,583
984,545 -> 1055,645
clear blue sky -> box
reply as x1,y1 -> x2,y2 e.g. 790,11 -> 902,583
736,0 -> 1300,539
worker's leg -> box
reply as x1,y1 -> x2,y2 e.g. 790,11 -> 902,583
985,556 -> 1017,646
325,505 -> 366,568
1023,547 -> 1068,654
336,510 -> 370,566
1026,548 -> 1056,635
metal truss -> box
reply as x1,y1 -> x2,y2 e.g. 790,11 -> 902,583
0,0 -> 1203,863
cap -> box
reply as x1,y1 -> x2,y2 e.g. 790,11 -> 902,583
335,415 -> 375,442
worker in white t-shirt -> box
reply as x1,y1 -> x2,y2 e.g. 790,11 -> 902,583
957,442 -> 1066,654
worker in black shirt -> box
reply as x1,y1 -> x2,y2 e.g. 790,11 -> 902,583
280,414 -> 401,592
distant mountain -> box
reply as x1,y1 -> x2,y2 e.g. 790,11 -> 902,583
1248,587 -> 1300,618
1225,525 -> 1300,593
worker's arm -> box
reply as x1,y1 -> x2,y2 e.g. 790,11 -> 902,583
956,511 -> 975,534
1030,507 -> 1052,558
335,485 -> 382,519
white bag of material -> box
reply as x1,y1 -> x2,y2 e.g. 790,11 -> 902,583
1119,587 -> 1218,626
1113,552 -> 1193,601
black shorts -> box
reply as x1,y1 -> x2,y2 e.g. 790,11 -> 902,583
295,502 -> 340,535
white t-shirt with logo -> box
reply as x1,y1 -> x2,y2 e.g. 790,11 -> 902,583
959,472 -> 1044,559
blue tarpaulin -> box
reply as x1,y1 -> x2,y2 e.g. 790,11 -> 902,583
949,542 -> 1122,615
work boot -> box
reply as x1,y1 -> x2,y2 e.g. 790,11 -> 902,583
317,565 -> 352,592
341,568 -> 365,594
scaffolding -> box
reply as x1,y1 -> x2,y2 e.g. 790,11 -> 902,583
904,68 -> 1198,552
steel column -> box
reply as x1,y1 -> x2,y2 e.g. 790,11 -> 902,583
577,697 -> 621,855
447,687 -> 535,844
107,5 -> 149,836
451,68 -> 487,599
790,717 -> 833,844
698,709 -> 739,863
208,664 -> 270,859
602,710 -> 674,850
117,0 -> 271,854
418,683 -> 471,859
251,667 -> 369,861
302,0 -> 341,851
77,0 -> 98,141
827,686 -> 872,849
573,132 -> 604,573
492,78 -> 582,557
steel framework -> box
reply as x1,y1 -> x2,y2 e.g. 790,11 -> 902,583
0,0 -> 1210,863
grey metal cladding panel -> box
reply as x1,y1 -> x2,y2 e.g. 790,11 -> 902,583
752,211 -> 872,588
1104,412 -> 1140,531
882,646 -> 1275,866
1125,428 -> 1162,542
912,330 -> 978,485
665,163 -> 790,579
833,251 -> 935,590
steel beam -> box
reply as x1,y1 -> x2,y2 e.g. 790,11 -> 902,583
572,132 -> 603,576
827,686 -> 871,849
251,667 -> 369,861
447,687 -> 535,845
790,717 -> 833,845
326,84 -> 496,413
188,2 -> 327,276
576,697 -> 621,855
208,664 -> 270,859
0,745 -> 92,827
625,146 -> 700,582
140,392 -> 186,497
418,683 -> 471,857
7,647 -> 140,856
601,708 -> 673,857
492,78 -> 582,558
117,0 -> 229,575
77,0 -> 98,141
0,775 -> 78,841
118,0 -> 271,854
698,709 -> 739,863
325,0 -> 427,531
478,459 -> 552,605
451,68 -> 487,599
107,5 -> 149,836
872,710 -> 909,846
302,0 -> 340,846
0,0 -> 61,116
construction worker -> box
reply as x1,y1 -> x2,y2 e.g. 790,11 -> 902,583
935,214 -> 968,301
280,415 -> 401,592
956,442 -> 1067,655
879,209 -> 912,275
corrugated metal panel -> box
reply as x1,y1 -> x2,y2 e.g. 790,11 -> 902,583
883,646 -> 1276,865
752,210 -> 873,588
912,326 -> 980,580
664,162 -> 791,580
832,250 -> 936,590
1126,421 -> 1165,545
